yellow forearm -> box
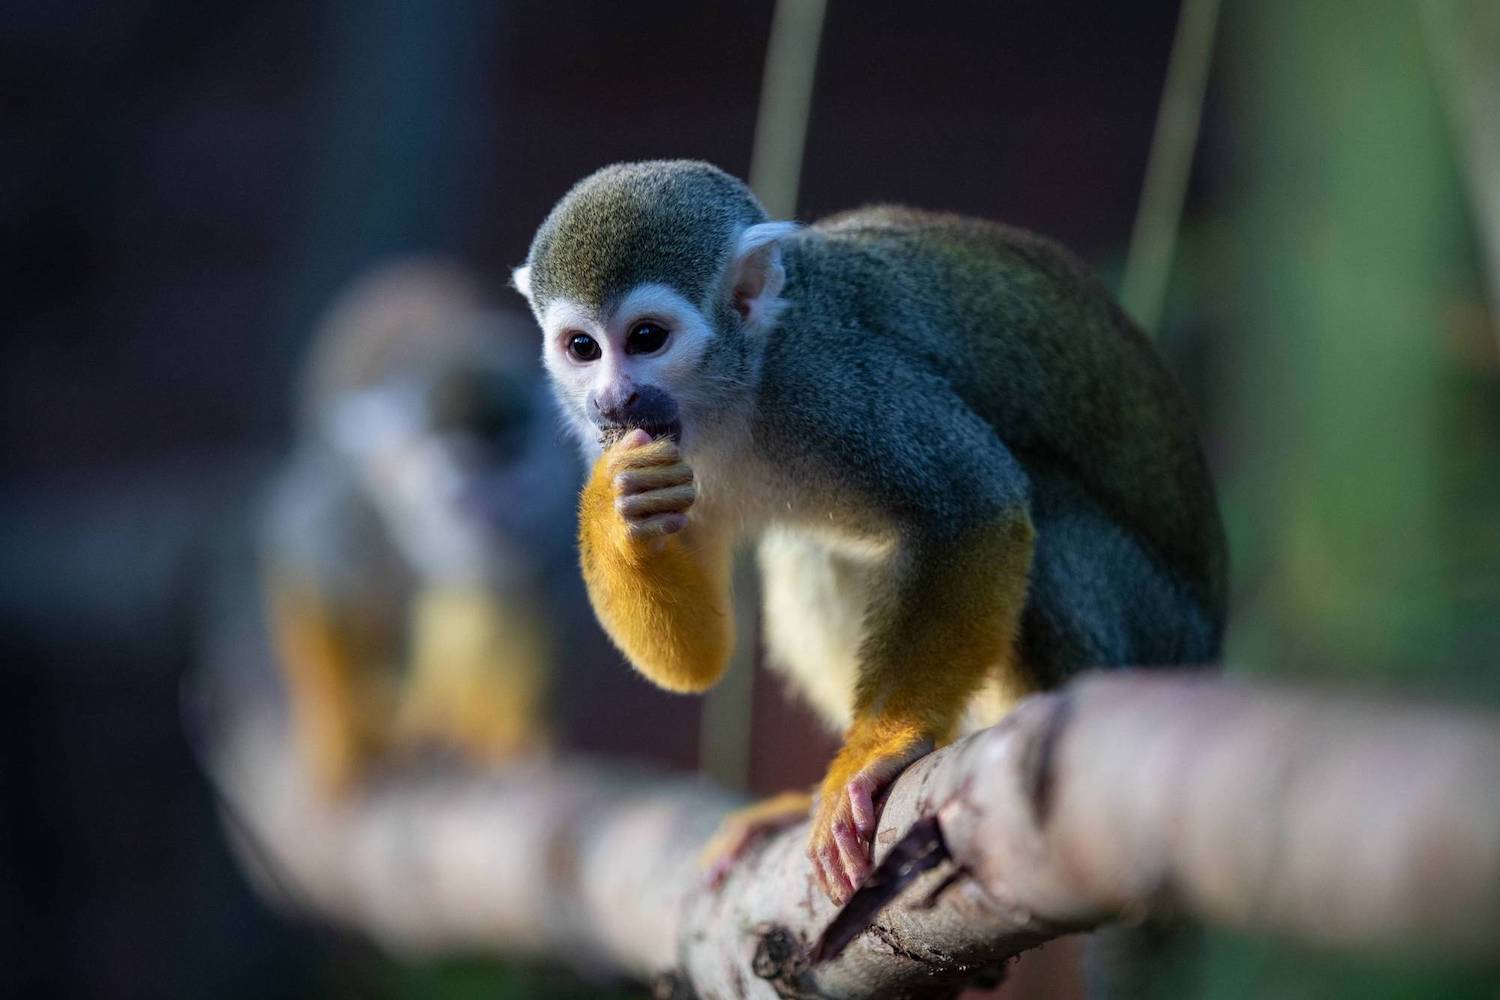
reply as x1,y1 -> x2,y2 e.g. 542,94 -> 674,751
578,452 -> 732,693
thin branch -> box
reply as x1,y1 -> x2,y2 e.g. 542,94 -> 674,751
1120,0 -> 1220,333
214,673 -> 1500,998
1422,0 -> 1500,349
747,0 -> 828,220
704,0 -> 829,791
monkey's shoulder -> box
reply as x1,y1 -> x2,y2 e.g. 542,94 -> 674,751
798,205 -> 1124,340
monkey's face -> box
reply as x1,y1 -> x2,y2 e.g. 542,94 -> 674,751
326,354 -> 576,580
530,283 -> 740,459
513,161 -> 797,464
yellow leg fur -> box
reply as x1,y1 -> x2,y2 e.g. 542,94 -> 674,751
810,515 -> 1037,902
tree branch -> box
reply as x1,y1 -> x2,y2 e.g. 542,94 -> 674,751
211,673 -> 1500,998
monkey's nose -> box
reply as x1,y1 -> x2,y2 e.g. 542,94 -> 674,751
592,389 -> 639,425
590,383 -> 678,433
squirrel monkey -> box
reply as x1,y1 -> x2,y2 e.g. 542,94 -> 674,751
513,162 -> 1226,902
263,260 -> 575,795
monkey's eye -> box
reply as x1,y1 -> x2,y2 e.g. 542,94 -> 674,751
625,321 -> 669,356
566,332 -> 601,362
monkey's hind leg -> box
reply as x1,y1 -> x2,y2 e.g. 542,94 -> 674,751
268,580 -> 393,796
810,514 -> 1035,903
694,532 -> 849,886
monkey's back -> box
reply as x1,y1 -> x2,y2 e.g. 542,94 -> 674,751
775,207 -> 1227,676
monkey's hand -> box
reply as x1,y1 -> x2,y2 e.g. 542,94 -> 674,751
811,719 -> 935,903
699,789 -> 813,887
598,427 -> 696,544
579,430 -> 732,693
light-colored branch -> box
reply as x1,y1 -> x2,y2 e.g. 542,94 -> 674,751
214,673 -> 1500,998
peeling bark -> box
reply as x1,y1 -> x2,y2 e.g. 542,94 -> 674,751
212,672 -> 1500,998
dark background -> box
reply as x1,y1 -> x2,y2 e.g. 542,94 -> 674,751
3,2 -> 1495,998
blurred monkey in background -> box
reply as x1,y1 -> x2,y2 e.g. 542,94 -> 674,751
261,260 -> 577,794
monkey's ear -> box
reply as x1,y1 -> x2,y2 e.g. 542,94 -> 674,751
510,265 -> 533,301
728,222 -> 798,329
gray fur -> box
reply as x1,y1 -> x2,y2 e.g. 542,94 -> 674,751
523,161 -> 766,313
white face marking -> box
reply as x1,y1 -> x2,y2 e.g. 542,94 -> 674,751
537,283 -> 714,456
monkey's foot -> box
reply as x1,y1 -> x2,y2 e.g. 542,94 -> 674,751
699,789 -> 813,888
810,725 -> 935,903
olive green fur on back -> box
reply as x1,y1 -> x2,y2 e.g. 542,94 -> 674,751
766,206 -> 1228,661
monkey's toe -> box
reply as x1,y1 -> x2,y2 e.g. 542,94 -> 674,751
810,780 -> 882,903
830,816 -> 870,900
847,772 -> 882,840
699,789 -> 813,888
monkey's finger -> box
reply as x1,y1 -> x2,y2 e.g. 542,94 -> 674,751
625,511 -> 688,541
848,775 -> 880,841
833,818 -> 871,897
812,839 -> 843,902
826,856 -> 856,905
832,818 -> 864,871
614,463 -> 693,495
618,483 -> 696,518
609,438 -> 680,472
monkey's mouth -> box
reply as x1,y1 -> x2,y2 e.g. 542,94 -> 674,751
600,418 -> 682,446
641,418 -> 682,443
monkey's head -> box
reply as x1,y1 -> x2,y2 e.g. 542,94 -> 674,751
304,261 -> 577,582
513,161 -> 797,461
327,331 -> 578,583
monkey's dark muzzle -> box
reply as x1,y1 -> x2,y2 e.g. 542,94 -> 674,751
589,383 -> 681,445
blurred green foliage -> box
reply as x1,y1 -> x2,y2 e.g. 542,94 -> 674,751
1181,1 -> 1499,996
1222,0 -> 1487,689
373,954 -> 641,1000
